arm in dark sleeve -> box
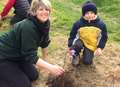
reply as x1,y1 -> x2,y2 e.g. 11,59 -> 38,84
68,22 -> 79,47
20,26 -> 39,64
98,23 -> 108,49
0,0 -> 15,17
40,34 -> 51,48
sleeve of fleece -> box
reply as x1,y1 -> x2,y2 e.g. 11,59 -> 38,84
20,25 -> 39,64
0,0 -> 15,17
98,23 -> 108,49
68,22 -> 78,47
40,34 -> 51,48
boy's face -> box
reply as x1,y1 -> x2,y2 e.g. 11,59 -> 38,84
83,11 -> 97,22
36,6 -> 50,22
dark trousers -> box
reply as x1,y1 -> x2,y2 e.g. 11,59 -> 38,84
0,60 -> 39,87
71,39 -> 94,65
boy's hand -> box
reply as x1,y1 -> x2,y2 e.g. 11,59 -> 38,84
94,48 -> 102,56
67,48 -> 75,57
67,48 -> 72,56
67,48 -> 72,60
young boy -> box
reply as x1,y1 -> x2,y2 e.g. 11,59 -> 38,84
68,1 -> 108,66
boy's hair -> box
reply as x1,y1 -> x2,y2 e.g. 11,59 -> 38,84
82,1 -> 97,16
30,0 -> 51,15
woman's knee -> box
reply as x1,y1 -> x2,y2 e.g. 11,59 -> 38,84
29,71 -> 39,81
14,77 -> 32,87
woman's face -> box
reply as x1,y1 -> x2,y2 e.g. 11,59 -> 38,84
36,6 -> 50,22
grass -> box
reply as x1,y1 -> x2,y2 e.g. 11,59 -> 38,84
51,0 -> 81,32
51,0 -> 120,43
0,0 -> 120,43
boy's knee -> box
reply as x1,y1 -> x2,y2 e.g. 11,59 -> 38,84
83,60 -> 93,65
72,40 -> 83,53
73,39 -> 83,48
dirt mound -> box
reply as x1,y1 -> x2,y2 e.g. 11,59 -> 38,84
32,37 -> 120,87
46,63 -> 104,87
46,72 -> 74,87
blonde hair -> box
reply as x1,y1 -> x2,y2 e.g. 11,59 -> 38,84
30,0 -> 51,15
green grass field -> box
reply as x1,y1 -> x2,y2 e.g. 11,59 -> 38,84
51,0 -> 120,43
0,0 -> 120,43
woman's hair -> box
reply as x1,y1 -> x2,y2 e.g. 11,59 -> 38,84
29,0 -> 51,15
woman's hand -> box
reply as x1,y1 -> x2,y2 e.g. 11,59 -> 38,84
36,59 -> 64,77
48,64 -> 64,77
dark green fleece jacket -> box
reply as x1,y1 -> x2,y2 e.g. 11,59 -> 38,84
0,16 -> 50,63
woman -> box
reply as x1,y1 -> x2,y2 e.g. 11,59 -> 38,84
0,0 -> 64,87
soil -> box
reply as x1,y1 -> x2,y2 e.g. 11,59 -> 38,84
32,36 -> 120,87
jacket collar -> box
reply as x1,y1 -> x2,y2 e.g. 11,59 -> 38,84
28,15 -> 50,35
80,16 -> 100,24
